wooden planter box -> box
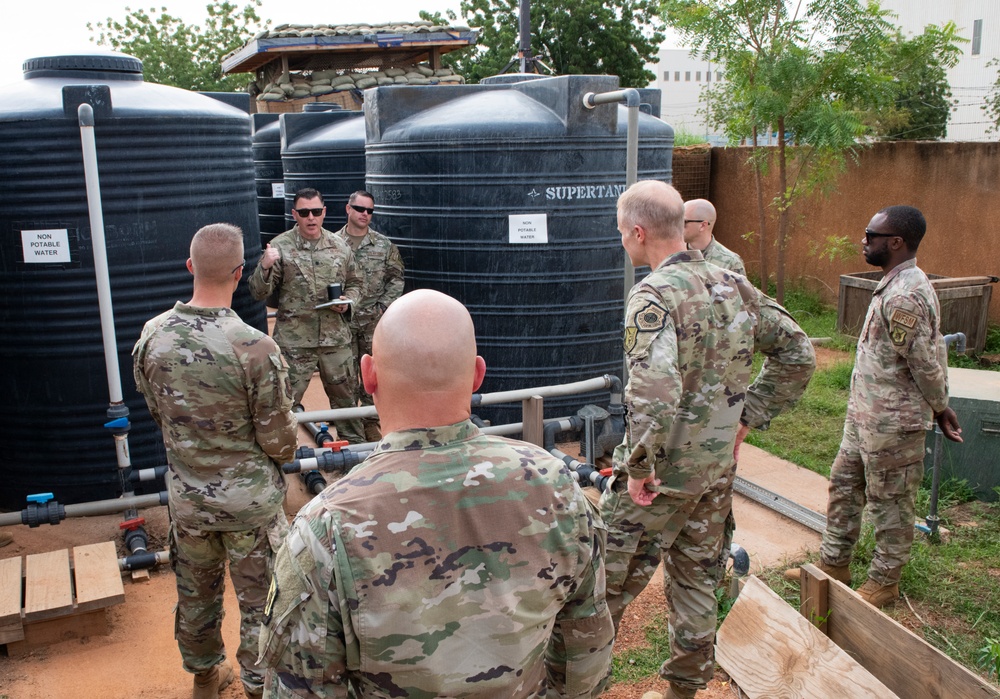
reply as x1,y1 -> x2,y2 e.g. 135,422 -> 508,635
837,271 -> 996,354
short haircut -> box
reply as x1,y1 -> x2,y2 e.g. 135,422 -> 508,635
190,223 -> 244,284
878,205 -> 926,252
617,180 -> 684,242
293,188 -> 324,207
348,190 -> 375,205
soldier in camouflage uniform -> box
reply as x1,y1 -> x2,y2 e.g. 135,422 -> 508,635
133,224 -> 298,699
333,191 -> 404,441
249,187 -> 365,443
598,181 -> 758,699
785,206 -> 962,608
260,289 -> 614,698
683,198 -> 747,276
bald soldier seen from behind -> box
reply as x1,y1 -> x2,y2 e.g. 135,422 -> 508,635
260,289 -> 615,698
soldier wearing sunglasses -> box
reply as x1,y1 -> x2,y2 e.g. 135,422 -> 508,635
249,187 -> 365,444
334,190 -> 404,441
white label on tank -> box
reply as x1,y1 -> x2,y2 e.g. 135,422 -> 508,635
508,214 -> 548,244
272,182 -> 285,198
21,229 -> 71,263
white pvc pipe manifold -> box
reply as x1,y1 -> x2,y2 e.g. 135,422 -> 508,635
79,103 -> 124,405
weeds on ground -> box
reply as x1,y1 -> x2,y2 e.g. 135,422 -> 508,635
611,610 -> 671,682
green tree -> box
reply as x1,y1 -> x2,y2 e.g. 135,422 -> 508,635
985,59 -> 1000,135
662,0 -> 898,303
89,1 -> 269,92
878,22 -> 964,141
431,0 -> 664,86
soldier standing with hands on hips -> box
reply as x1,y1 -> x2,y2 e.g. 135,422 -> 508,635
249,187 -> 366,444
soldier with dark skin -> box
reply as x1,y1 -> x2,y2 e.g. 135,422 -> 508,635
785,205 -> 962,608
333,191 -> 404,441
259,289 -> 614,699
134,223 -> 298,699
249,188 -> 365,443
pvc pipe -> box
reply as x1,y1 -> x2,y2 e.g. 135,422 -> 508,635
943,332 -> 967,354
0,491 -> 168,527
78,104 -> 123,405
119,549 -> 170,571
297,375 -> 615,424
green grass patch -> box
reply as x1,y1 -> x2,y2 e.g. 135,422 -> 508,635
611,610 -> 671,682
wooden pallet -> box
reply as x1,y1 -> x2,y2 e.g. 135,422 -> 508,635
0,541 -> 125,655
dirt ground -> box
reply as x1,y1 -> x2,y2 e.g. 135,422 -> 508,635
0,372 -> 830,698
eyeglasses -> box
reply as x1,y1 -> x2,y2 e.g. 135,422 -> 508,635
230,260 -> 246,274
684,219 -> 704,225
864,228 -> 899,243
349,204 -> 375,215
294,207 -> 325,218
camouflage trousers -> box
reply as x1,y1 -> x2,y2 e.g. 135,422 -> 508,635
284,345 -> 365,444
821,420 -> 925,586
599,464 -> 735,691
170,513 -> 288,694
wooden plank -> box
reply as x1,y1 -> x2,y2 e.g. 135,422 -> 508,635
0,555 -> 22,626
73,542 -> 125,612
5,609 -> 108,657
23,549 -> 73,622
0,620 -> 24,644
817,570 -> 1000,699
930,276 -> 996,290
521,395 -> 545,447
799,563 -> 831,635
716,576 -> 898,698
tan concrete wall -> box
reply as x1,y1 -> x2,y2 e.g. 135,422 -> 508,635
708,141 -> 1000,325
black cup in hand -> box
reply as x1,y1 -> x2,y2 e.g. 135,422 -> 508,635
327,283 -> 342,301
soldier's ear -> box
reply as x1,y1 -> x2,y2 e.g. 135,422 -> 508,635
186,258 -> 194,275
361,354 -> 377,394
472,355 -> 486,392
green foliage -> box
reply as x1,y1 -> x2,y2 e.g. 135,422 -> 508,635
984,58 -> 1000,134
660,0 -> 902,302
807,234 -> 859,265
443,0 -> 665,86
672,128 -> 711,146
978,638 -> 1000,680
875,23 -> 964,140
89,2 -> 268,92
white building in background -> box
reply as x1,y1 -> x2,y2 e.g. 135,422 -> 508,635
647,48 -> 727,144
879,0 -> 999,141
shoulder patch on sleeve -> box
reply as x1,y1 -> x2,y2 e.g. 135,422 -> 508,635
890,308 -> 917,329
633,301 -> 667,332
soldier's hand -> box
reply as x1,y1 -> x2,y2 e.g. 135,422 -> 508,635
332,297 -> 349,313
261,243 -> 280,270
733,421 -> 751,461
627,474 -> 660,507
935,407 -> 963,443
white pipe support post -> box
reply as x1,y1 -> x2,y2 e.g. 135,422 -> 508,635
78,103 -> 124,406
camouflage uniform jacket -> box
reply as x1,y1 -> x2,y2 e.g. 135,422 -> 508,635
848,258 -> 948,433
333,225 -> 404,331
248,225 -> 363,349
741,292 -> 816,430
133,302 -> 297,530
260,420 -> 614,699
700,236 -> 746,277
616,250 -> 758,489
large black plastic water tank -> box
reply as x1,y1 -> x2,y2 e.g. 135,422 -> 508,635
252,113 -> 284,245
0,53 -> 264,509
364,75 -> 673,423
280,108 -> 366,227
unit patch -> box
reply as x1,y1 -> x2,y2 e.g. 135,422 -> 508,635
890,308 -> 917,328
633,301 -> 667,332
890,326 -> 909,346
624,326 -> 638,354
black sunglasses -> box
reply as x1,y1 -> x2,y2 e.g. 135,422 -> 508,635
294,207 -> 325,218
864,228 -> 899,243
349,204 -> 375,215
684,219 -> 704,224
230,260 -> 246,274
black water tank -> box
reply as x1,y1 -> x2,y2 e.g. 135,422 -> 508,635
280,109 -> 366,227
364,75 -> 673,423
0,53 -> 264,509
252,113 -> 284,245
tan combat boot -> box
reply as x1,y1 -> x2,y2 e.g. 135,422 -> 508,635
783,560 -> 851,585
856,578 -> 899,608
193,660 -> 234,699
